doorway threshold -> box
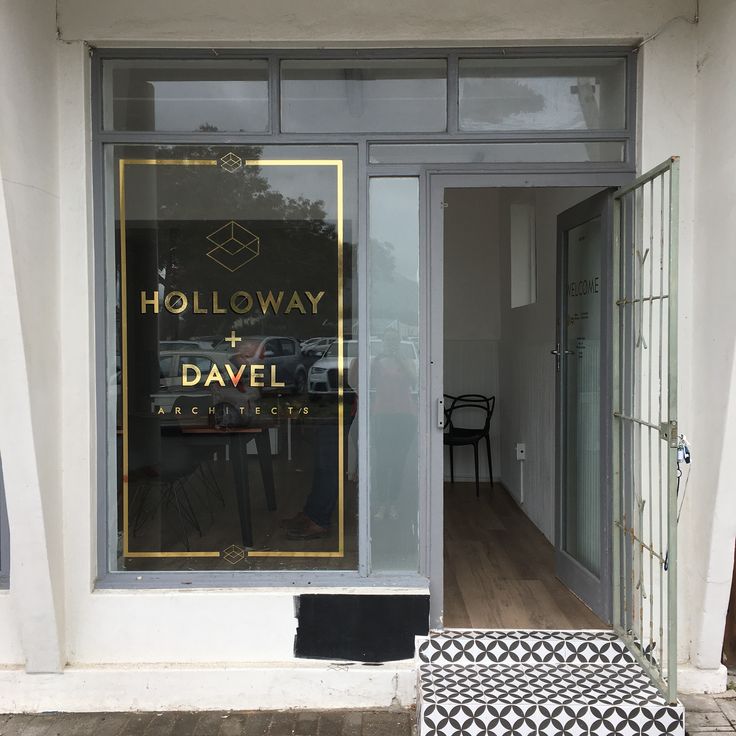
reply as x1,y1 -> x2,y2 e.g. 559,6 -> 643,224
416,629 -> 684,735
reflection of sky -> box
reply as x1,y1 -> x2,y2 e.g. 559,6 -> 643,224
152,81 -> 268,131
369,179 -> 419,281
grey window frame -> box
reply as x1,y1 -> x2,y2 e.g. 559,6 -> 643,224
91,46 -> 637,590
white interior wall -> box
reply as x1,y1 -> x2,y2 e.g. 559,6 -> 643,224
443,189 -> 501,482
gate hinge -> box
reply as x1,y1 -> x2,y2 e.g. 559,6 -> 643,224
660,420 -> 678,448
440,201 -> 448,209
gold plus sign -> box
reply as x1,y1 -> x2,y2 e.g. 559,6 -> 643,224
224,330 -> 242,348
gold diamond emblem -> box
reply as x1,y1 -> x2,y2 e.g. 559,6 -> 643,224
223,544 -> 246,565
220,152 -> 242,173
206,221 -> 260,272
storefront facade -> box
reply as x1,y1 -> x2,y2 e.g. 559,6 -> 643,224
0,0 -> 735,711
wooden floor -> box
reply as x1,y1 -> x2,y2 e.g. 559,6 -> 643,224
444,482 -> 607,630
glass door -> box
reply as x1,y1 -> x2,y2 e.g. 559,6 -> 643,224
555,189 -> 613,623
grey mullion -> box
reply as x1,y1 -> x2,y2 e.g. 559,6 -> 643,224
92,45 -> 634,61
447,54 -> 459,133
269,54 -> 280,135
626,50 -> 639,137
357,142 -> 370,577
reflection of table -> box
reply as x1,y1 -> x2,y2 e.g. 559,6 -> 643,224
181,426 -> 276,548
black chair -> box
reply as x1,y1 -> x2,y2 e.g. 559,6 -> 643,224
444,393 -> 495,497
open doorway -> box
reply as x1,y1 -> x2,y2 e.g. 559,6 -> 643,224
440,185 -> 610,630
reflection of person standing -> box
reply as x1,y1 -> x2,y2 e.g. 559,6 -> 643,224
371,328 -> 417,520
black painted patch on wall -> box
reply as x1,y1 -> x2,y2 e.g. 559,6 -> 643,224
294,594 -> 430,662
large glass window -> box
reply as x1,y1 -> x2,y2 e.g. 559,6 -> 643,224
107,145 -> 358,571
103,60 -> 270,132
368,179 -> 420,571
281,59 -> 447,133
459,57 -> 627,131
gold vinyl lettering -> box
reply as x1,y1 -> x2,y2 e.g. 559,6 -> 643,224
181,364 -> 202,386
174,407 -> 181,415
251,364 -> 265,387
164,291 -> 188,314
257,290 -> 284,314
157,406 -> 165,415
271,407 -> 278,415
192,407 -> 199,415
193,291 -> 208,314
204,364 -> 226,387
225,363 -> 247,387
140,291 -> 160,314
284,292 -> 306,314
212,290 -> 227,314
208,406 -> 216,415
305,291 -> 325,314
230,291 -> 253,314
271,364 -> 285,388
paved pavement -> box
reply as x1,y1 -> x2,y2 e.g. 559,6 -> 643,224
680,691 -> 736,735
0,711 -> 415,736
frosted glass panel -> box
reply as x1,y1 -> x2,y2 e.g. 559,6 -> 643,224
563,216 -> 602,575
368,178 -> 420,571
459,57 -> 626,131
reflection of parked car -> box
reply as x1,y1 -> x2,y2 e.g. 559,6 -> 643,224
214,336 -> 308,395
308,339 -> 417,397
301,337 -> 335,357
155,349 -> 259,423
160,339 -> 217,351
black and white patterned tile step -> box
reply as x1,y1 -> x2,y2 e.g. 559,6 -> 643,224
417,629 -> 635,665
416,631 -> 684,736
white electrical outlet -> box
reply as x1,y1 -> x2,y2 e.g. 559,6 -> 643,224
516,443 -> 526,461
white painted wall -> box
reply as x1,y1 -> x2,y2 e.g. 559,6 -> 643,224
56,0 -> 694,44
443,188 -> 501,483
682,0 -> 736,682
497,188 -> 601,542
0,0 -> 64,671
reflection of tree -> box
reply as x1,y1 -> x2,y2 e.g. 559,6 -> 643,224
369,237 -> 418,327
124,145 -> 351,342
461,78 -> 545,126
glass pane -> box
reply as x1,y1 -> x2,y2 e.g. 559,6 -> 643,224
368,178 -> 420,572
103,60 -> 269,132
108,144 -> 358,571
369,141 -> 625,164
563,216 -> 602,575
281,59 -> 447,132
459,57 -> 627,131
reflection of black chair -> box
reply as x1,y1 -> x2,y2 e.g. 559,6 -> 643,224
130,434 -> 204,552
444,393 -> 495,497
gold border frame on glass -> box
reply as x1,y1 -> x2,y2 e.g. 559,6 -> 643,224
119,156 -> 345,561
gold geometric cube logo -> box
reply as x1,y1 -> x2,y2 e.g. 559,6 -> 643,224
206,221 -> 260,272
220,152 -> 242,173
222,544 -> 246,565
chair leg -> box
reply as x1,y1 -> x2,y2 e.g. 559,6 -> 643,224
449,445 -> 455,484
473,443 -> 480,497
485,434 -> 493,488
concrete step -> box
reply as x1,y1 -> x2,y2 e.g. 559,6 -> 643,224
416,630 -> 684,736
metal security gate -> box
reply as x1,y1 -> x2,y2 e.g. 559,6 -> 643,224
612,157 -> 680,703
